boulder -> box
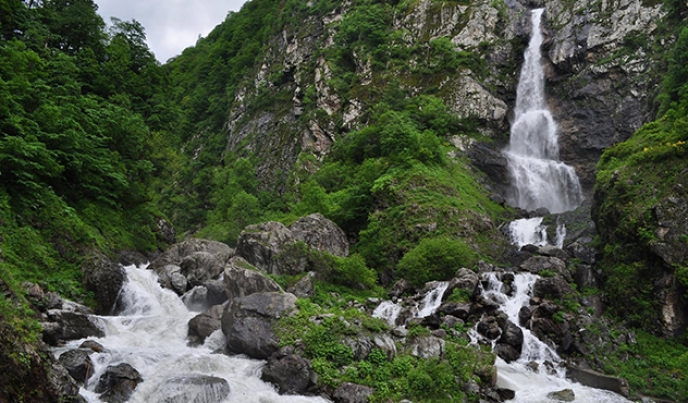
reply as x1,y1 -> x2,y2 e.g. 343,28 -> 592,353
342,336 -> 375,361
221,292 -> 297,359
439,302 -> 471,320
223,257 -> 284,303
180,251 -> 225,287
547,388 -> 575,402
188,304 -> 224,345
447,268 -> 480,298
388,278 -> 414,299
150,375 -> 230,403
49,362 -> 86,403
81,254 -> 126,315
156,218 -> 176,245
494,343 -> 520,363
567,366 -> 630,397
80,340 -> 105,353
156,265 -> 187,295
95,363 -> 143,403
287,272 -> 316,298
477,316 -> 501,340
261,347 -> 312,394
520,256 -> 571,282
499,320 -> 524,351
405,335 -> 444,359
235,221 -> 302,275
289,213 -> 349,257
42,311 -> 105,345
149,239 -> 232,272
533,277 -> 575,300
58,349 -> 94,384
182,286 -> 210,312
332,382 -> 374,403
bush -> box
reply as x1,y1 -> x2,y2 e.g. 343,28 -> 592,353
396,236 -> 477,287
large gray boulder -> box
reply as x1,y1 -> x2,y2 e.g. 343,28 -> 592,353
81,254 -> 126,315
150,375 -> 230,403
447,268 -> 480,299
520,256 -> 571,281
566,366 -> 630,397
223,257 -> 283,303
221,292 -> 297,359
180,251 -> 225,287
235,221 -> 305,275
42,311 -> 105,346
187,304 -> 224,345
332,382 -> 374,403
260,347 -> 312,395
95,363 -> 142,403
58,349 -> 94,384
289,213 -> 349,257
150,239 -> 233,272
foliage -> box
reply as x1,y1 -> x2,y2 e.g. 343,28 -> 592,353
397,236 -> 477,287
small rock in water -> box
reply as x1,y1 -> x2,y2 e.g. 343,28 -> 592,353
547,388 -> 575,402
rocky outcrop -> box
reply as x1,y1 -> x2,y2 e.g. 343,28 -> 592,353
289,213 -> 349,257
235,221 -> 304,275
57,350 -> 94,384
567,366 -> 630,397
149,375 -> 230,403
223,257 -> 284,302
221,292 -> 298,359
42,310 -> 104,346
95,363 -> 143,403
150,239 -> 232,272
81,254 -> 125,315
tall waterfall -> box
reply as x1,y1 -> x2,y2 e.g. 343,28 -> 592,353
504,9 -> 583,214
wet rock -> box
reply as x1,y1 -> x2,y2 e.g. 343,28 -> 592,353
497,388 -> 516,400
289,213 -> 349,257
223,257 -> 284,303
81,254 -> 126,315
547,388 -> 575,402
388,278 -> 414,298
333,382 -> 374,403
573,264 -> 601,290
49,362 -> 86,403
537,245 -> 569,260
518,306 -> 532,325
494,343 -> 520,362
42,311 -> 104,345
150,375 -> 230,403
567,366 -> 630,397
58,349 -> 94,384
447,268 -> 480,299
499,320 -> 524,351
80,340 -> 105,353
221,292 -> 297,359
117,250 -> 148,267
188,304 -> 224,345
156,265 -> 186,295
477,316 -> 501,340
520,256 -> 571,281
95,363 -> 142,403
261,347 -> 312,394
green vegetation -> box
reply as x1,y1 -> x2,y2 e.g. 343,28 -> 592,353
397,236 -> 477,287
277,292 -> 495,403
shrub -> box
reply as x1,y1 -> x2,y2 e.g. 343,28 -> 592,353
396,236 -> 477,287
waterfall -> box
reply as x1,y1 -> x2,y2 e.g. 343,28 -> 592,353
55,265 -> 330,403
479,272 -> 632,403
504,9 -> 583,215
414,281 -> 449,318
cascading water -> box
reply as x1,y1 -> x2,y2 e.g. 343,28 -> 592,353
504,8 -> 583,215
480,272 -> 632,403
55,265 -> 330,403
504,8 -> 583,247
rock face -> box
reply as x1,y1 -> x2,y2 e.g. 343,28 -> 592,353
95,363 -> 143,403
221,292 -> 298,359
567,366 -> 630,397
332,382 -> 374,403
81,254 -> 126,315
150,375 -> 230,403
42,310 -> 104,346
235,221 -> 304,275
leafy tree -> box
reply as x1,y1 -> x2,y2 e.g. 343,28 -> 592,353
396,236 -> 477,287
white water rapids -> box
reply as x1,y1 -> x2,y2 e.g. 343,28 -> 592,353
55,265 -> 330,403
480,272 -> 632,403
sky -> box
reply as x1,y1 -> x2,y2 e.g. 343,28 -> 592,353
93,0 -> 248,63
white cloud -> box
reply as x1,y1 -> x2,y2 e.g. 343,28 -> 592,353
94,0 -> 248,63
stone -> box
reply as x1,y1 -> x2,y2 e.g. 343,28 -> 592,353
188,304 -> 224,345
287,271 -> 316,298
547,388 -> 575,402
533,277 -> 574,299
221,292 -> 297,359
81,254 -> 126,315
49,362 -> 86,403
289,213 -> 349,257
156,218 -> 176,245
150,239 -> 232,273
95,363 -> 142,403
494,343 -> 520,362
235,221 -> 304,275
520,256 -> 571,282
448,268 -> 480,298
42,311 -> 105,345
180,251 -> 225,287
406,335 -> 445,359
477,316 -> 501,340
439,302 -> 472,320
261,347 -> 312,394
150,375 -> 230,403
499,320 -> 524,351
388,278 -> 414,298
332,382 -> 374,403
80,340 -> 105,353
58,349 -> 94,384
223,257 -> 284,303
567,366 -> 630,397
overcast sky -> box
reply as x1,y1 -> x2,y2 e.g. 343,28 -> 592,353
94,0 -> 248,63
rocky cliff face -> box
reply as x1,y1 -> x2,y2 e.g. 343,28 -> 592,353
216,0 -> 664,199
